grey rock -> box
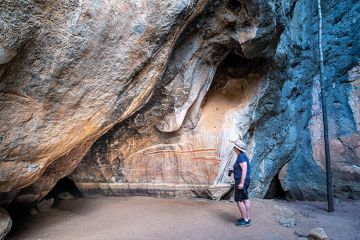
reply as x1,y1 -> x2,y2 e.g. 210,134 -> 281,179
250,0 -> 360,200
0,208 -> 11,240
55,192 -> 74,200
29,208 -> 38,216
0,45 -> 17,64
308,227 -> 329,240
276,216 -> 296,228
36,198 -> 54,211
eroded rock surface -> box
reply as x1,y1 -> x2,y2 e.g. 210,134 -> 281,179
0,0 -> 359,206
0,208 -> 11,240
0,0 -> 209,192
71,0 -> 283,197
269,0 -> 360,200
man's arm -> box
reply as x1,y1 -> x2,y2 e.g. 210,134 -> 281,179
238,162 -> 247,189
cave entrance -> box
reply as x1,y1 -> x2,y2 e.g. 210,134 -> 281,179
45,177 -> 82,200
264,173 -> 286,199
208,53 -> 268,94
7,178 -> 82,238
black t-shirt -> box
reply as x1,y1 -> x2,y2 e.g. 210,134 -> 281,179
233,152 -> 251,183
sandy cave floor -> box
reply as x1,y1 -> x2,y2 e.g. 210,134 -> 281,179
7,196 -> 360,240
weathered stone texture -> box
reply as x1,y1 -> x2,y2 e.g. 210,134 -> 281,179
0,0 -> 209,192
0,0 -> 359,207
268,0 -> 360,200
0,208 -> 11,240
71,0 -> 280,197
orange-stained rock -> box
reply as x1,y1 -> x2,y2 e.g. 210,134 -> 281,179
0,0 -> 209,192
73,144 -> 220,197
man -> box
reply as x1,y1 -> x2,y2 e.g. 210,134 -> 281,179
229,139 -> 251,227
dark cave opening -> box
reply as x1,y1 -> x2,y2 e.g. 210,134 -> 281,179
214,53 -> 268,78
222,173 -> 287,201
7,177 -> 83,237
205,52 -> 269,104
45,177 -> 82,200
9,177 -> 82,214
264,173 -> 286,199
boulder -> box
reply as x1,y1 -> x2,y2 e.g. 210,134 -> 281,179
308,227 -> 329,240
29,208 -> 38,216
36,198 -> 54,211
0,45 -> 16,65
0,208 -> 11,240
276,216 -> 296,228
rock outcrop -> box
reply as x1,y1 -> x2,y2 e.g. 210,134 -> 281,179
0,0 -> 210,198
0,0 -> 359,207
71,0 -> 284,198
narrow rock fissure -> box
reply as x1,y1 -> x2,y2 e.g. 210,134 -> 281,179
264,173 -> 286,200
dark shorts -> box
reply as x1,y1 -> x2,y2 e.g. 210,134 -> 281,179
234,181 -> 250,202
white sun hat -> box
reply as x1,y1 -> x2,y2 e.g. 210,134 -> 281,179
230,139 -> 247,153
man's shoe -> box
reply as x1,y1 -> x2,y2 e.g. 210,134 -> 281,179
235,219 -> 251,227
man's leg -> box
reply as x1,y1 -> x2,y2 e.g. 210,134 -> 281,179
236,201 -> 247,220
236,202 -> 243,219
243,199 -> 250,220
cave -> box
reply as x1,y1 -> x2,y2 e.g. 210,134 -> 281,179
6,177 -> 81,218
45,177 -> 82,200
205,53 -> 268,112
264,173 -> 286,199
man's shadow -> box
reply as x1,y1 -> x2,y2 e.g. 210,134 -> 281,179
217,211 -> 238,223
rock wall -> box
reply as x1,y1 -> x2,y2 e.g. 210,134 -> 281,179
0,0 -> 359,212
72,0 -> 360,200
71,0 -> 286,198
71,54 -> 270,198
0,0 -> 211,200
267,0 -> 360,200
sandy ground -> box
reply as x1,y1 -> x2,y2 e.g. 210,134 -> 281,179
7,197 -> 360,240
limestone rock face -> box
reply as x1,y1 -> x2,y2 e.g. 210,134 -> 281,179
0,0 -> 359,204
268,0 -> 360,200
